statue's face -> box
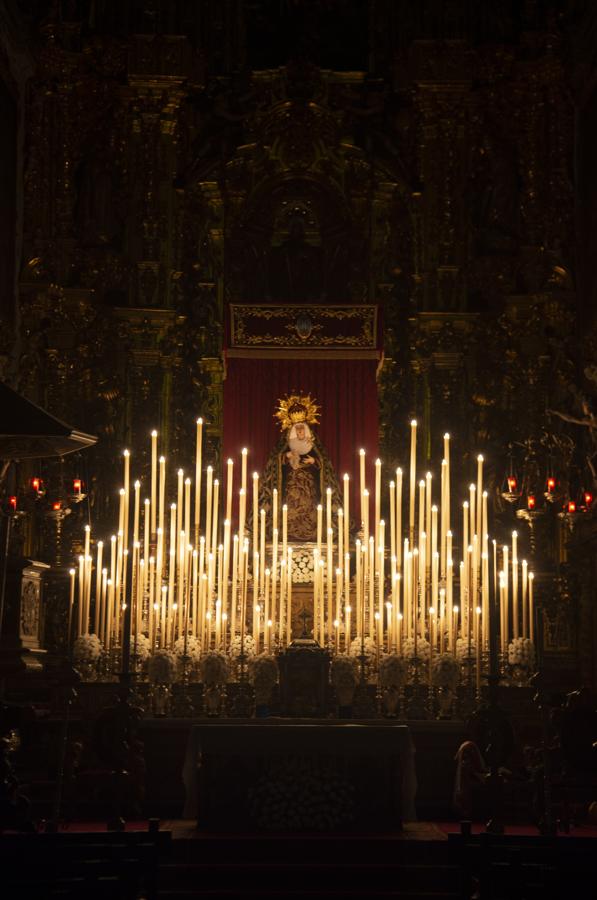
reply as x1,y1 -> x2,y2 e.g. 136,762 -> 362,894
295,422 -> 306,440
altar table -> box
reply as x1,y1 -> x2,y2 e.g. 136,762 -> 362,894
182,720 -> 416,831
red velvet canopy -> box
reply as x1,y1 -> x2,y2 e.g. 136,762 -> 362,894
222,357 -> 379,499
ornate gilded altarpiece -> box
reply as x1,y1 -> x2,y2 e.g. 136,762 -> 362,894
7,9 -> 596,686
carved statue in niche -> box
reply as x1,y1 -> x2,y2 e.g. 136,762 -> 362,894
267,215 -> 324,303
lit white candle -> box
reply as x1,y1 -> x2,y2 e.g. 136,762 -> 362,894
359,448 -> 366,527
151,430 -> 158,535
259,508 -> 266,596
177,469 -> 184,540
123,449 -> 130,551
287,547 -> 293,645
409,420 -> 417,542
252,472 -> 259,557
343,474 -> 350,558
205,466 -> 213,558
158,455 -> 166,537
317,504 -> 323,555
476,455 -> 484,544
529,571 -> 535,643
512,530 -> 519,639
389,480 -> 396,563
184,477 -> 191,546
374,458 -> 381,548
522,559 -> 528,638
94,540 -> 103,635
211,479 -> 219,552
396,467 -> 403,573
241,447 -> 248,496
226,458 -> 234,525
194,418 -> 203,541
69,567 -> 76,645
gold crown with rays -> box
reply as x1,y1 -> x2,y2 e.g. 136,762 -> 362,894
274,394 -> 321,432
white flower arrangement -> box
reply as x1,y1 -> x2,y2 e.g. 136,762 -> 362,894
349,635 -> 378,663
227,633 -> 257,661
431,652 -> 460,688
173,633 -> 202,665
508,637 -> 535,669
133,633 -> 151,662
248,652 -> 278,687
199,649 -> 229,685
401,636 -> 431,661
73,633 -> 103,662
147,648 -> 178,684
456,636 -> 477,663
379,652 -> 408,687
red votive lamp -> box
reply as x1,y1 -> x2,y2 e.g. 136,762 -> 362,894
73,478 -> 82,495
31,477 -> 41,494
567,500 -> 576,514
8,496 -> 17,512
52,500 -> 62,511
546,477 -> 555,493
584,492 -> 593,508
507,476 -> 517,493
527,494 -> 536,510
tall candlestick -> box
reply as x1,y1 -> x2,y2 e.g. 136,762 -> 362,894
374,458 -> 381,548
241,448 -> 248,496
123,449 -> 130,552
287,547 -> 293,644
252,472 -> 259,556
94,541 -> 103,635
211,479 -> 219,552
205,466 -> 213,559
184,478 -> 191,546
317,504 -> 323,555
409,420 -> 417,542
522,559 -> 528,638
259,508 -> 266,596
194,418 -> 203,542
343,474 -> 350,557
175,470 -> 183,541
359,449 -> 366,528
512,530 -> 519,639
159,456 -> 166,537
396,468 -> 403,573
151,430 -> 158,535
226,458 -> 233,524
529,571 -> 535,643
476,455 -> 484,543
389,480 -> 396,563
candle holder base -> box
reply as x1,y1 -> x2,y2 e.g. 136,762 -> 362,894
171,682 -> 197,717
228,680 -> 255,717
436,685 -> 456,720
150,683 -> 171,717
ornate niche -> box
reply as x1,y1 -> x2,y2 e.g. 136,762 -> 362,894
0,560 -> 50,674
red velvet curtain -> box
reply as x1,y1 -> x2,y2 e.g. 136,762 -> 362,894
223,358 -> 379,496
